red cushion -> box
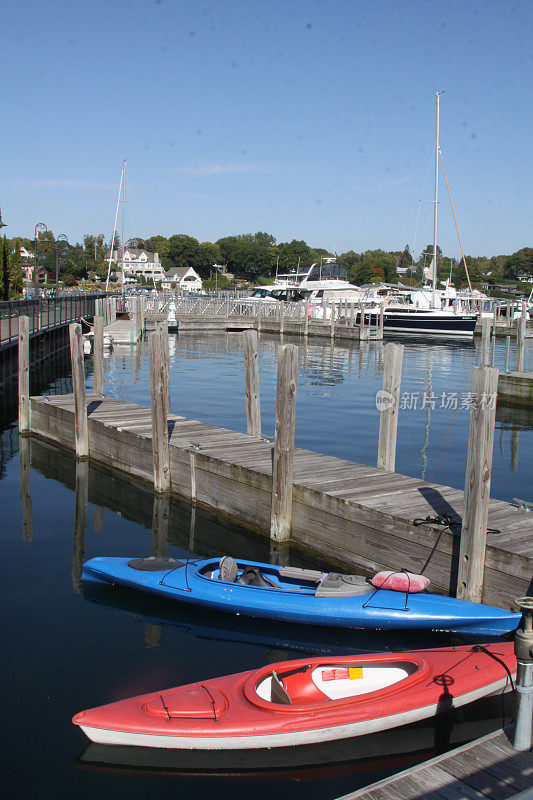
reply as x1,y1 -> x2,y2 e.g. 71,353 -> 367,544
371,571 -> 430,593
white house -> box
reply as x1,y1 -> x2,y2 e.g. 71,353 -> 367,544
162,266 -> 203,292
107,248 -> 165,284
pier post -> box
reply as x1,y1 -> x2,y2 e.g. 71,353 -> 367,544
480,317 -> 491,366
457,366 -> 499,603
243,329 -> 261,437
377,343 -> 404,472
148,332 -> 171,494
330,302 -> 335,339
69,323 -> 89,459
279,301 -> 285,335
152,494 -> 170,557
322,298 -> 328,326
156,322 -> 170,418
93,315 -> 104,395
515,304 -> 527,372
304,301 -> 309,337
270,344 -> 298,542
18,315 -> 30,433
257,302 -> 262,333
359,304 -> 367,340
379,301 -> 385,338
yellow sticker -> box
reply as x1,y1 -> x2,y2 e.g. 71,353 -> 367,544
348,667 -> 363,680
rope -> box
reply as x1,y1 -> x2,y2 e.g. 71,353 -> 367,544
438,148 -> 473,294
472,644 -> 516,694
413,514 -> 501,536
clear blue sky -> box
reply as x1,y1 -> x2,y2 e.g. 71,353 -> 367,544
2,0 -> 532,259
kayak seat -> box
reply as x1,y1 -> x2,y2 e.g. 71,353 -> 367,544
315,573 -> 372,597
237,567 -> 278,589
219,556 -> 238,582
270,671 -> 292,705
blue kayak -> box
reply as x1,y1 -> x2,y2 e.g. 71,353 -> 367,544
81,555 -> 521,636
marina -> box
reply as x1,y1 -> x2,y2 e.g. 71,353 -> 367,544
2,315 -> 533,799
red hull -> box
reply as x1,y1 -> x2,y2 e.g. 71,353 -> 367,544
73,643 -> 515,750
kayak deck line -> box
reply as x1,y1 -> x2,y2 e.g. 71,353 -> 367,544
29,393 -> 533,607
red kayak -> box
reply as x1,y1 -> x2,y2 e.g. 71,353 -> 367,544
73,643 -> 515,752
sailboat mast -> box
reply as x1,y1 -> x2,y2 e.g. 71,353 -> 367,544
121,158 -> 126,291
432,91 -> 440,295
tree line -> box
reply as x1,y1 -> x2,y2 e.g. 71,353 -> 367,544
4,229 -> 533,297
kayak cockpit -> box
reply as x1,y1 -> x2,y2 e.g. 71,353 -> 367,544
199,557 -> 372,596
254,661 -> 419,707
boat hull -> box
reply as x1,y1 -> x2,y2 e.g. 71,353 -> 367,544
81,556 -> 521,636
73,643 -> 516,752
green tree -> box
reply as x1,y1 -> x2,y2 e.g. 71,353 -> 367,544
0,236 -> 8,299
199,241 -> 222,271
145,235 -> 170,259
9,242 -> 23,297
277,240 -> 317,272
165,234 -> 204,273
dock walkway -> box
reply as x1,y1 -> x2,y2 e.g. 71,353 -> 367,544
29,393 -> 533,606
338,729 -> 533,800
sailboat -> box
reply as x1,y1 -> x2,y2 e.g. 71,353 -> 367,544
355,93 -> 478,336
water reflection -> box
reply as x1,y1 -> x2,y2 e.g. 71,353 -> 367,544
19,434 -> 33,541
72,459 -> 88,593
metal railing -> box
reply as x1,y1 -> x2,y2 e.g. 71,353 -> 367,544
0,294 -> 109,350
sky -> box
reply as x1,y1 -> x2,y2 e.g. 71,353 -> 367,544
2,0 -> 532,259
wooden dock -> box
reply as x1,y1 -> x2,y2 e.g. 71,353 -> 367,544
28,393 -> 533,607
338,729 -> 533,800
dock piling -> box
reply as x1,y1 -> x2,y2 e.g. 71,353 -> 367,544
148,332 -> 171,494
377,343 -> 404,472
243,329 -> 261,437
93,315 -> 104,395
152,494 -> 170,556
515,304 -> 527,372
457,366 -> 499,603
270,343 -> 298,542
18,315 -> 30,433
480,317 -> 491,366
156,322 -> 170,417
69,323 -> 89,459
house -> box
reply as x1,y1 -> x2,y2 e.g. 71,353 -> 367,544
107,248 -> 165,284
161,266 -> 202,292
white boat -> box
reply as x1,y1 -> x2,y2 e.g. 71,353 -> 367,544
83,330 -> 114,355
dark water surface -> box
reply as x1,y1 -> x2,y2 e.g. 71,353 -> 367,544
1,331 -> 530,799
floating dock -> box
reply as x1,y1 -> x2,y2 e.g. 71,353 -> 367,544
339,729 -> 533,800
28,393 -> 533,607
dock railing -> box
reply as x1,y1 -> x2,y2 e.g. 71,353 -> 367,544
0,294 -> 109,351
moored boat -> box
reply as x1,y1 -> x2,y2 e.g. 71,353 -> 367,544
81,556 -> 521,636
72,642 -> 516,752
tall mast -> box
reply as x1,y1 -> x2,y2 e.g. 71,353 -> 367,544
432,91 -> 440,295
121,158 -> 126,291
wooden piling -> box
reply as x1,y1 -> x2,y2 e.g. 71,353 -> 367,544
303,301 -> 309,336
148,332 -> 171,494
377,343 -> 404,472
322,298 -> 328,325
270,343 -> 298,542
18,315 -> 30,433
480,317 -> 492,366
69,323 -> 89,459
93,315 -> 104,395
379,302 -> 385,338
330,302 -> 335,339
279,301 -> 285,334
243,329 -> 261,437
516,304 -> 527,372
359,304 -> 366,340
156,322 -> 170,418
457,366 -> 499,603
152,494 -> 170,556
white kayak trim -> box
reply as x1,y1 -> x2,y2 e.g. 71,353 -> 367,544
79,674 -> 514,750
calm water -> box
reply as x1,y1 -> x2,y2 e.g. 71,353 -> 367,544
1,331 -> 530,799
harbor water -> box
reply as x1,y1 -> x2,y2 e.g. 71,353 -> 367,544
1,330 -> 531,799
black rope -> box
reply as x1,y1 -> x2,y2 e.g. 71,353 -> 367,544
362,569 -> 412,611
413,514 -> 500,536
472,644 -> 516,693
